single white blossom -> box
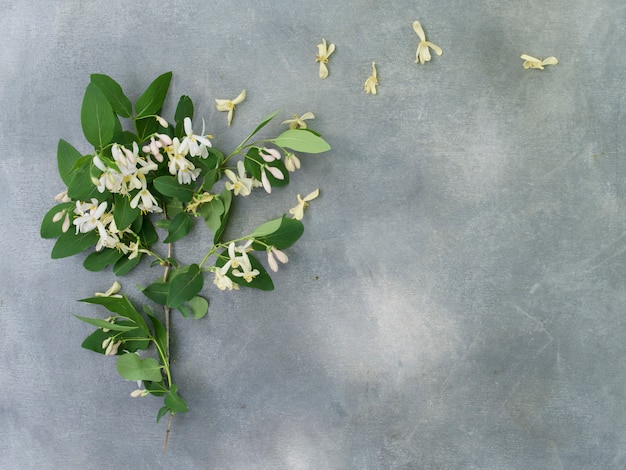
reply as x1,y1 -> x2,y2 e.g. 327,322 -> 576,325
520,54 -> 558,70
289,188 -> 320,220
130,179 -> 162,213
179,117 -> 212,158
216,89 -> 246,126
413,21 -> 443,64
95,281 -> 122,298
281,112 -> 315,129
212,262 -> 239,291
259,147 -> 281,162
316,38 -> 335,79
224,160 -> 254,196
364,62 -> 379,95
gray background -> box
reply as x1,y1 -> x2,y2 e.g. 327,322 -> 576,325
2,0 -> 626,468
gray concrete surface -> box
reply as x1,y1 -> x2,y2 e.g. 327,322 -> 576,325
2,0 -> 626,468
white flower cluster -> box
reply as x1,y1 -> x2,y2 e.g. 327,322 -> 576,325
72,198 -> 144,255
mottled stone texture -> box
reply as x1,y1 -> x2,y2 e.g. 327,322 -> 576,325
2,0 -> 626,468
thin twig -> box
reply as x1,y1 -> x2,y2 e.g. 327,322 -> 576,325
164,413 -> 174,453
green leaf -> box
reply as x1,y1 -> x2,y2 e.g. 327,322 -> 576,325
81,82 -> 116,149
74,315 -> 138,332
57,139 -> 83,186
90,74 -> 132,118
113,253 -> 142,276
81,322 -> 149,354
199,197 -> 224,235
145,306 -> 167,356
135,71 -> 172,119
163,212 -> 194,244
167,264 -> 204,308
216,251 -> 274,291
67,162 -> 102,201
83,248 -> 124,272
213,189 -> 232,244
153,175 -> 195,202
80,295 -> 149,334
116,353 -> 163,382
188,296 -> 209,320
249,217 -> 284,238
139,217 -> 158,246
51,230 -> 98,258
164,385 -> 188,413
272,129 -> 331,154
251,216 -> 304,250
156,406 -> 169,423
174,95 -> 194,138
40,202 -> 73,239
141,281 -> 169,305
238,109 -> 280,149
113,193 -> 140,230
134,116 -> 159,143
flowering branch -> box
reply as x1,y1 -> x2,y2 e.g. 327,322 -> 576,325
40,72 -> 330,450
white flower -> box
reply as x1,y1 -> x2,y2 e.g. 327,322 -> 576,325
231,254 -> 260,283
224,160 -> 254,196
179,117 -> 213,158
315,39 -> 335,79
54,190 -> 71,203
281,112 -> 315,129
260,165 -> 285,194
95,281 -> 122,298
212,262 -> 239,291
284,152 -> 301,172
52,209 -> 72,233
364,62 -> 379,95
73,199 -> 109,247
259,147 -> 281,162
413,21 -> 443,64
93,155 -> 122,193
289,188 -> 320,220
267,247 -> 289,272
216,89 -> 246,126
104,339 -> 122,356
520,54 -> 558,70
130,179 -> 162,213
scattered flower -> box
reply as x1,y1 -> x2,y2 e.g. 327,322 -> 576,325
520,54 -> 558,70
54,190 -> 70,203
130,178 -> 162,213
281,112 -> 315,129
95,281 -> 122,298
364,62 -> 379,95
315,38 -> 335,79
413,20 -> 443,64
289,188 -> 320,220
215,89 -> 246,126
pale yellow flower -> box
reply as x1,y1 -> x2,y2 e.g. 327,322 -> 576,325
315,39 -> 335,79
364,62 -> 379,95
289,188 -> 320,220
413,21 -> 443,64
520,54 -> 558,70
95,281 -> 122,298
281,112 -> 315,129
215,89 -> 246,126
